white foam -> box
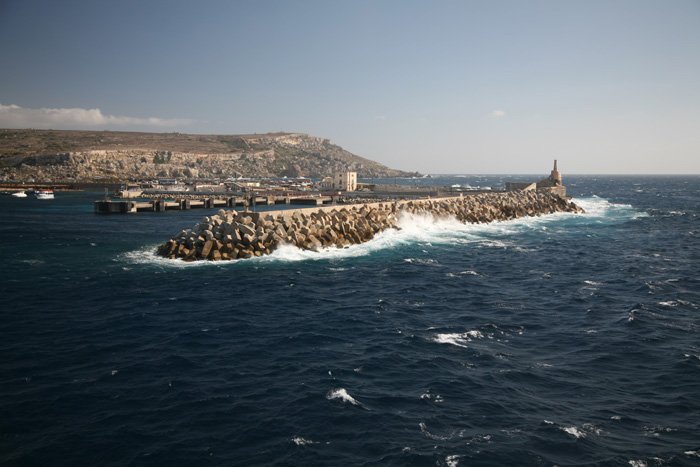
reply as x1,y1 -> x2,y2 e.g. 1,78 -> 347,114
120,246 -> 216,268
420,393 -> 444,403
446,270 -> 480,277
431,333 -> 470,348
549,422 -> 601,439
431,330 -> 488,348
260,217 -> 461,262
629,460 -> 663,467
327,388 -> 363,407
419,422 -> 450,440
659,300 -> 696,308
292,437 -> 317,446
563,426 -> 585,438
446,454 -> 462,467
404,258 -> 439,264
644,425 -> 676,436
573,196 -> 647,221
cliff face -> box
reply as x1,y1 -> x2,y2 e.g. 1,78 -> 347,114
0,129 -> 419,180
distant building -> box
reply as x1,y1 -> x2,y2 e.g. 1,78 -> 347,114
334,172 -> 357,192
321,172 -> 357,192
506,160 -> 567,196
230,181 -> 260,191
194,184 -> 226,193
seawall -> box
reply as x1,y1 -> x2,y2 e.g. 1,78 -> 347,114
156,191 -> 584,261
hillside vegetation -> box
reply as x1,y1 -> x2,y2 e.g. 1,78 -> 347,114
0,129 -> 420,181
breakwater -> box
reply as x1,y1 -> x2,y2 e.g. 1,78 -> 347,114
156,191 -> 583,261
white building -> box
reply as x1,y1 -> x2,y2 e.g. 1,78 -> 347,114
320,172 -> 357,191
333,172 -> 357,191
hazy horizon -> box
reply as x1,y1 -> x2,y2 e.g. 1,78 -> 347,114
1,0 -> 698,175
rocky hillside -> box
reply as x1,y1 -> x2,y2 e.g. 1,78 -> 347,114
0,129 -> 420,181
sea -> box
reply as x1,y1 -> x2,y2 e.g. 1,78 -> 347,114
1,175 -> 699,467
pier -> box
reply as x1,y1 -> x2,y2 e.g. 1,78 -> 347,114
94,195 -> 334,214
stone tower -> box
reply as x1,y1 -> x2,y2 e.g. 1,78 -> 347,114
506,161 -> 567,196
550,159 -> 562,186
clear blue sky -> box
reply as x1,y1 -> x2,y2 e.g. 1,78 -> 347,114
1,0 -> 698,174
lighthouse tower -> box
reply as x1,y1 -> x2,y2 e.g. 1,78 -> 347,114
549,160 -> 562,186
505,160 -> 567,196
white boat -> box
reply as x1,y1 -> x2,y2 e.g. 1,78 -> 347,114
35,190 -> 54,200
12,191 -> 27,198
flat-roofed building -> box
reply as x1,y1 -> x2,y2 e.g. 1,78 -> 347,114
334,172 -> 357,192
320,172 -> 357,192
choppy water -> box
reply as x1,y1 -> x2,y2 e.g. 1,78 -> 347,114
1,175 -> 699,466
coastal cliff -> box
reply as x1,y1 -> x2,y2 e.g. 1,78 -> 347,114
0,129 -> 420,180
157,192 -> 584,261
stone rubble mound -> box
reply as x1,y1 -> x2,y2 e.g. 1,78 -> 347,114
156,192 -> 584,262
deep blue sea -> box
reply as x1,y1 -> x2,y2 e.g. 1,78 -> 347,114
1,175 -> 699,466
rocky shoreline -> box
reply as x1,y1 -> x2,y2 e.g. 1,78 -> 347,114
156,191 -> 584,262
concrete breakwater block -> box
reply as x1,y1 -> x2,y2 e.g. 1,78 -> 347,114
156,193 -> 584,262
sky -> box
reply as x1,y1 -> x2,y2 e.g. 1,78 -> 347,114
0,0 -> 698,174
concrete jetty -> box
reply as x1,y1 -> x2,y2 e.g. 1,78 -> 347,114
156,191 -> 584,262
95,194 -> 333,213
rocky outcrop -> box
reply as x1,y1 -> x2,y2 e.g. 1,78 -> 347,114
156,192 -> 584,261
0,130 -> 419,180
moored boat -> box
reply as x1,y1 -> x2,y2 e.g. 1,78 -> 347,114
35,190 -> 55,200
12,191 -> 28,198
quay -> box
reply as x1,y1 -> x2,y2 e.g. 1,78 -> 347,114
94,195 -> 334,213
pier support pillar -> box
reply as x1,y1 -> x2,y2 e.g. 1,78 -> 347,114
154,200 -> 166,212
